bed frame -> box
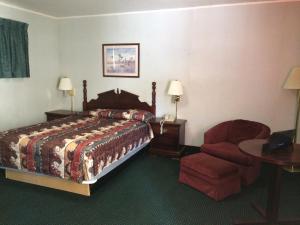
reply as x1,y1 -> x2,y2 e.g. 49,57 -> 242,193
83,80 -> 156,115
6,80 -> 156,196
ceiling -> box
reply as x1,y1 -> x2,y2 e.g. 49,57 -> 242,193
0,0 -> 287,17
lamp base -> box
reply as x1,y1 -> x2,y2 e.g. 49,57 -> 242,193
174,95 -> 180,121
68,89 -> 75,112
283,166 -> 300,173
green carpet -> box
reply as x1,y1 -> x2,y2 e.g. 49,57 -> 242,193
0,148 -> 299,225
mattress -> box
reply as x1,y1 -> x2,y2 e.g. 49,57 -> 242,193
0,114 -> 153,183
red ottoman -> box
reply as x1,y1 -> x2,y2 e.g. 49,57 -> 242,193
179,153 -> 241,201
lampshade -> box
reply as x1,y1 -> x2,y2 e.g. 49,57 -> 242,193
284,67 -> 300,90
168,80 -> 183,96
58,77 -> 72,91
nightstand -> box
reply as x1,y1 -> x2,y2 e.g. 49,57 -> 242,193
45,110 -> 79,121
149,118 -> 187,158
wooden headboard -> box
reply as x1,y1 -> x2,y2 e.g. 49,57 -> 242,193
82,80 -> 156,115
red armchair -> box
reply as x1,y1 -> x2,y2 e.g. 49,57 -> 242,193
201,119 -> 270,186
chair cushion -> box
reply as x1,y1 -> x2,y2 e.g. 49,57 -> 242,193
201,142 -> 253,166
180,153 -> 238,179
227,120 -> 266,144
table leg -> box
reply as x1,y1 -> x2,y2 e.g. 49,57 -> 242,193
234,164 -> 300,225
251,202 -> 266,218
265,164 -> 282,222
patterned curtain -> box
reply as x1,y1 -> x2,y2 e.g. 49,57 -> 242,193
0,18 -> 29,78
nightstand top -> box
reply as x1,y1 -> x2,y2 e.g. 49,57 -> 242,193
150,117 -> 187,125
45,110 -> 79,116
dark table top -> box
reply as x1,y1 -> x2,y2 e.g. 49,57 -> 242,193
239,139 -> 300,166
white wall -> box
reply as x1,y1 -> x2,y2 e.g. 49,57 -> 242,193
0,5 -> 65,131
1,2 -> 300,146
58,2 -> 300,146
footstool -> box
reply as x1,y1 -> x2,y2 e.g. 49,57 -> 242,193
179,153 -> 241,201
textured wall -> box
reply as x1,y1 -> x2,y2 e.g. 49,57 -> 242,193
1,2 -> 300,146
58,2 -> 300,146
0,5 -> 65,131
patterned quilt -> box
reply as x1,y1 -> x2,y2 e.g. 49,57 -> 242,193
0,114 -> 153,183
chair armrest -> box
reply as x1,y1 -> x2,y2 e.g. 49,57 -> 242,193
204,122 -> 231,144
255,126 -> 271,139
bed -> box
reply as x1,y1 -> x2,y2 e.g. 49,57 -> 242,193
0,80 -> 156,196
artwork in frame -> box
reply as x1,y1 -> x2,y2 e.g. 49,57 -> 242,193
102,43 -> 140,78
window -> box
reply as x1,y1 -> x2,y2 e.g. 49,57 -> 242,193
0,18 -> 30,78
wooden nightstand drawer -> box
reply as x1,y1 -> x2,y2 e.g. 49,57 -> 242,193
149,118 -> 186,158
152,135 -> 178,148
45,110 -> 79,122
46,114 -> 67,121
152,124 -> 179,138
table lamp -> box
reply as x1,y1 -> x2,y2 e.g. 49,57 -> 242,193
283,67 -> 300,173
58,77 -> 75,112
168,80 -> 183,121
284,67 -> 300,142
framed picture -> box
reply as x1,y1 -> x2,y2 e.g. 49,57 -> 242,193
102,43 -> 140,78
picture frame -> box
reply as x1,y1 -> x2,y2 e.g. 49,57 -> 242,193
102,43 -> 140,78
